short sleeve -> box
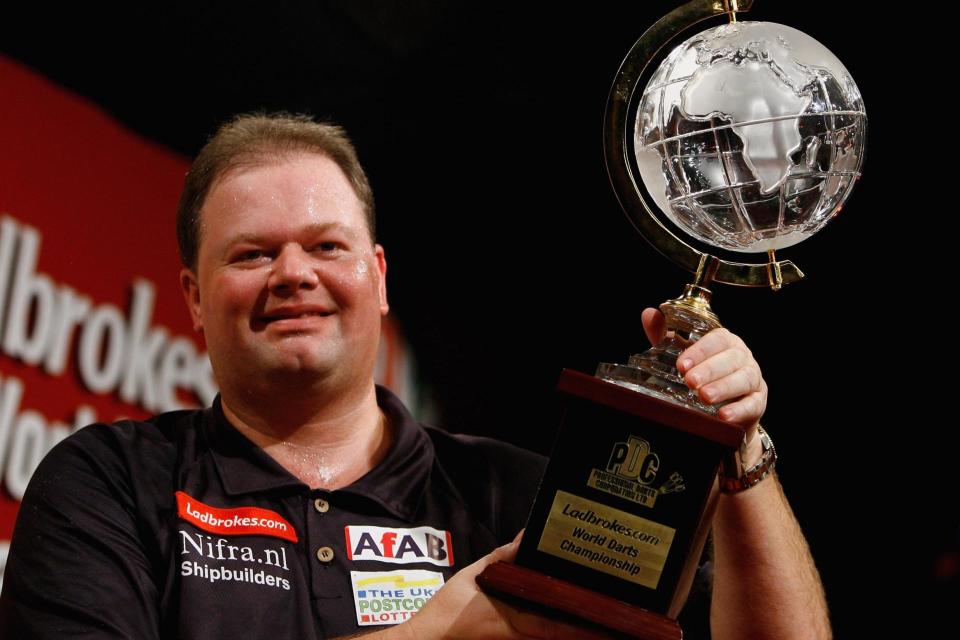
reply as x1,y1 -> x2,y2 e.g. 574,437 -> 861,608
0,425 -> 162,639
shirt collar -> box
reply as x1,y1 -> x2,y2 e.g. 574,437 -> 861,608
201,386 -> 434,521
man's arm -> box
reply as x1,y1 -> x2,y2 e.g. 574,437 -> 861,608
654,310 -> 831,639
711,466 -> 830,639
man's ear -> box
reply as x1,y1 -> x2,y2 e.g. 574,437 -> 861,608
374,244 -> 389,315
180,268 -> 203,332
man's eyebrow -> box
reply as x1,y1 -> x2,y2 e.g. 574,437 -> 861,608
224,222 -> 361,248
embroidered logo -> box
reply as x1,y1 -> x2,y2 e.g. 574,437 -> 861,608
344,525 -> 453,566
175,491 -> 298,542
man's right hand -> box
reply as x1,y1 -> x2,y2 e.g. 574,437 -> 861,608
375,532 -> 610,640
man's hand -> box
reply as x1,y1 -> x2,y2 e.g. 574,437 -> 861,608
389,532 -> 609,640
641,307 -> 767,430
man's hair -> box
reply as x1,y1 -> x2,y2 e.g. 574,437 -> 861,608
176,112 -> 376,270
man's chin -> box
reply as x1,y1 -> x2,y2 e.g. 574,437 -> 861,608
214,342 -> 375,391
264,354 -> 338,378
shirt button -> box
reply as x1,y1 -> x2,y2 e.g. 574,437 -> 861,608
314,498 -> 330,514
316,546 -> 335,563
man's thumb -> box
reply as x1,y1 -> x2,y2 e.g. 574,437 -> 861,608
486,529 -> 524,564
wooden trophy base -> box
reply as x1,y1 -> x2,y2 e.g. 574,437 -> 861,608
477,561 -> 682,640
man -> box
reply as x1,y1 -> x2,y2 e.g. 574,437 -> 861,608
0,114 -> 830,638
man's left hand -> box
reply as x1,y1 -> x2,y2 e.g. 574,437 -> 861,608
641,307 -> 767,430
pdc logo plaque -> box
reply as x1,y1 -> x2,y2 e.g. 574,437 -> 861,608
587,436 -> 686,508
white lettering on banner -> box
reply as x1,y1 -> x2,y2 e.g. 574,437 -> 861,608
345,525 -> 454,567
157,337 -> 197,412
0,218 -> 17,334
0,540 -> 9,592
0,213 -> 220,505
4,409 -> 46,500
118,280 -> 167,408
78,304 -> 127,393
44,286 -> 92,375
0,214 -> 217,411
1,224 -> 56,365
0,374 -> 96,500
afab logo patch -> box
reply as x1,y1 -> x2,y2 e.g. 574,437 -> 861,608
344,525 -> 453,567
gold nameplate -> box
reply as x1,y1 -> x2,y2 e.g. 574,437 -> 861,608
536,490 -> 676,589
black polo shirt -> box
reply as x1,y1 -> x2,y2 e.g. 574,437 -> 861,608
0,387 -> 547,639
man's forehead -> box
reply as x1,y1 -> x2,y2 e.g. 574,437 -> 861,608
206,151 -> 348,199
197,152 -> 372,242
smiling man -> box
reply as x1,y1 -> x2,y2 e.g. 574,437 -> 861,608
180,149 -> 392,491
0,114 -> 830,639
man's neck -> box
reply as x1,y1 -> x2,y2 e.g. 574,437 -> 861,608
219,382 -> 392,491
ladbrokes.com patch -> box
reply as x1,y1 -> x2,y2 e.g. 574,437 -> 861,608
350,570 -> 444,626
176,491 -> 298,542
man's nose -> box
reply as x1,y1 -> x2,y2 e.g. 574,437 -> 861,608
268,245 -> 320,292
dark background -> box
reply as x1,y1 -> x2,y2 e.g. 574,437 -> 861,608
1,1 -> 950,635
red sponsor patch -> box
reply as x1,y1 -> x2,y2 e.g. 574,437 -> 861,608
175,491 -> 298,542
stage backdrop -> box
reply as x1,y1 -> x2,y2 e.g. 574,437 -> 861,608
0,56 -> 418,587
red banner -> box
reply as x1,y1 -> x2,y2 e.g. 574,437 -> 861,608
0,56 -> 200,549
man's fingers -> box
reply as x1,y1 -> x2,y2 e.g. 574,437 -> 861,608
641,308 -> 665,347
690,356 -> 761,403
672,327 -> 767,426
677,328 -> 747,374
683,349 -> 752,392
717,386 -> 767,427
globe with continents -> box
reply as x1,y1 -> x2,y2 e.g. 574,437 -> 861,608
635,21 -> 865,253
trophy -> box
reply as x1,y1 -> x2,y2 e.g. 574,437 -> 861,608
476,1 -> 865,638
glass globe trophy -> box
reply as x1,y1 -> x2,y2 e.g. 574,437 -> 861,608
477,1 -> 865,638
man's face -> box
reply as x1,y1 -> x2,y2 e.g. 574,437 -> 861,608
180,153 -> 388,394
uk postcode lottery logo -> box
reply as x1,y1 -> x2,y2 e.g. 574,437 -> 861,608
350,570 -> 445,626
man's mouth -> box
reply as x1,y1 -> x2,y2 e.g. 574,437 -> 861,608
259,309 -> 334,323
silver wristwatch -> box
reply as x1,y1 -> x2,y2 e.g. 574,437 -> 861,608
719,425 -> 777,494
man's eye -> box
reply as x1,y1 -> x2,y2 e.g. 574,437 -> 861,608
236,250 -> 266,262
316,242 -> 340,252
